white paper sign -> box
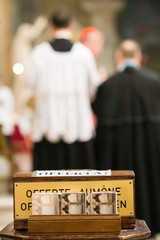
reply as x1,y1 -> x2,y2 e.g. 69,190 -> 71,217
33,170 -> 111,177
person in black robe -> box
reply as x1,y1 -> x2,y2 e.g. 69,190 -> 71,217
92,39 -> 160,235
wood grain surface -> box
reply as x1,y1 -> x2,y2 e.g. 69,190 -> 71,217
28,214 -> 121,235
0,219 -> 151,240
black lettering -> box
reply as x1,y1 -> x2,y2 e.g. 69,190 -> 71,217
33,190 -> 38,193
28,202 -> 32,210
26,190 -> 32,198
120,200 -> 126,208
21,203 -> 27,211
59,189 -> 64,192
65,189 -> 70,192
45,189 -> 51,192
52,189 -> 58,193
39,189 -> 45,193
101,187 -> 107,192
108,188 -> 115,191
115,187 -> 121,196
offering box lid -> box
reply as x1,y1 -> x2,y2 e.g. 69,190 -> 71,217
13,170 -> 135,182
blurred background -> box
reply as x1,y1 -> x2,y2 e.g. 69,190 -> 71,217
0,0 -> 160,231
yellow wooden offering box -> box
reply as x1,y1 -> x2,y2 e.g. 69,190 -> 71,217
13,170 -> 135,230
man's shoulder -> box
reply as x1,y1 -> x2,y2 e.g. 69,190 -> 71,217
74,42 -> 89,51
98,67 -> 160,94
106,67 -> 160,83
73,42 -> 94,56
139,67 -> 160,81
31,41 -> 51,55
100,72 -> 122,87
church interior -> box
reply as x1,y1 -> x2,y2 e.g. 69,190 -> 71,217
0,0 -> 160,238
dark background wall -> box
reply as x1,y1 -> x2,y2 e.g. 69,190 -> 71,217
117,0 -> 160,73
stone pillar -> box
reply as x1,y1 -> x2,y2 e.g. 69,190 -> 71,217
0,1 -> 2,76
1,0 -> 11,85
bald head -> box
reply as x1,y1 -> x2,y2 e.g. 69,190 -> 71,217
115,40 -> 142,65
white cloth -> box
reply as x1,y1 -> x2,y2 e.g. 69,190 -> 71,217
54,30 -> 72,39
27,41 -> 100,143
0,86 -> 15,135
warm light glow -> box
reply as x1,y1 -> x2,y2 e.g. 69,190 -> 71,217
13,63 -> 24,75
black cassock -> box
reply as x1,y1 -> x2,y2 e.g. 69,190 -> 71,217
92,67 -> 160,235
